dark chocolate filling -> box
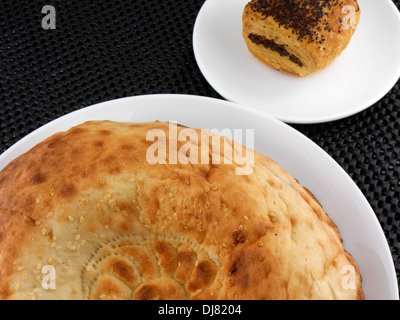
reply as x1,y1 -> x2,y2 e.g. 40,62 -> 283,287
248,33 -> 303,67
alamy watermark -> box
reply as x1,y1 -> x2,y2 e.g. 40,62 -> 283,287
341,264 -> 357,290
341,5 -> 358,30
42,5 -> 56,30
146,122 -> 255,176
40,4 -> 356,31
37,263 -> 357,293
41,265 -> 56,290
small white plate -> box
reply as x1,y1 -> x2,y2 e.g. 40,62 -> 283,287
0,94 -> 398,299
193,0 -> 400,124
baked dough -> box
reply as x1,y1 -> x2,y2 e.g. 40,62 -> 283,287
0,121 -> 364,300
243,0 -> 361,77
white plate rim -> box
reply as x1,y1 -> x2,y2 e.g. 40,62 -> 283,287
192,0 -> 400,124
0,94 -> 398,299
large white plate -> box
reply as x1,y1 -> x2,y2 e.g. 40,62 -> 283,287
0,94 -> 397,299
193,0 -> 400,124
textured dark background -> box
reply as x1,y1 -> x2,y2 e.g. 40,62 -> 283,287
0,0 -> 399,294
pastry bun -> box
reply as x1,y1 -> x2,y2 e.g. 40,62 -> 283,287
243,0 -> 361,77
0,121 -> 364,300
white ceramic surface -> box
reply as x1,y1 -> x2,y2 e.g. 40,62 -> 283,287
193,0 -> 400,124
0,94 -> 398,299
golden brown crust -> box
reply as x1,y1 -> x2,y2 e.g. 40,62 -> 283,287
242,0 -> 361,77
0,121 -> 363,300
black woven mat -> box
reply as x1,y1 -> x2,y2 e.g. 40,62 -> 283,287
1,0 -> 399,292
